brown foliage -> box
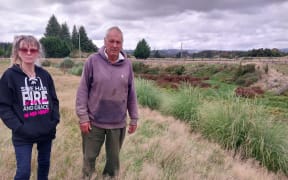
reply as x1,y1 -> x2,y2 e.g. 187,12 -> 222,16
235,87 -> 264,98
139,74 -> 211,89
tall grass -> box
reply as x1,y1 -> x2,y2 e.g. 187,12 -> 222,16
243,121 -> 288,174
198,98 -> 261,151
160,84 -> 202,127
135,80 -> 288,175
135,78 -> 162,110
197,96 -> 288,175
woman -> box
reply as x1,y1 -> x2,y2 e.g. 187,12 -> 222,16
0,35 -> 60,180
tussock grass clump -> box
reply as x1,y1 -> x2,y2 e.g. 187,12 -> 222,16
69,62 -> 83,76
198,98 -> 288,174
132,61 -> 149,74
135,78 -> 162,110
41,60 -> 51,67
198,99 -> 264,150
242,122 -> 288,174
235,64 -> 256,76
235,72 -> 260,86
234,64 -> 260,86
59,57 -> 75,69
188,64 -> 222,77
164,65 -> 185,75
160,84 -> 202,127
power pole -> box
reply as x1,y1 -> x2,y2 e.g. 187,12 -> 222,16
180,42 -> 183,59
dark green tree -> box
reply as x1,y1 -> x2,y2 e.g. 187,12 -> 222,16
79,26 -> 97,52
71,25 -> 79,50
271,48 -> 282,57
134,39 -> 151,59
40,37 -> 70,58
0,43 -> 12,57
153,50 -> 162,58
44,14 -> 61,37
176,52 -> 181,58
60,22 -> 72,50
0,48 -> 4,57
246,48 -> 283,57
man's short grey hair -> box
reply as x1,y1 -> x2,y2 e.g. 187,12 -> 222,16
105,26 -> 123,41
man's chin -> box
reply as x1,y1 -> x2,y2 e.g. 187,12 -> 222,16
110,52 -> 119,56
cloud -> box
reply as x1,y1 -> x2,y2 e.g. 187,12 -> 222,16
103,0 -> 286,19
0,0 -> 287,50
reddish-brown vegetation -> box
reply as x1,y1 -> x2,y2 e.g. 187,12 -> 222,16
137,74 -> 212,89
235,86 -> 265,98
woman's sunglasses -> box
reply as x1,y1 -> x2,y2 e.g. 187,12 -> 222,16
19,48 -> 39,54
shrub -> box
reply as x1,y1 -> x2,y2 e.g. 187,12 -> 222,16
235,72 -> 260,86
69,64 -> 83,76
145,67 -> 160,74
188,64 -> 224,77
235,64 -> 256,77
132,61 -> 149,74
164,65 -> 185,75
41,60 -> 51,67
264,64 -> 269,74
59,57 -> 74,69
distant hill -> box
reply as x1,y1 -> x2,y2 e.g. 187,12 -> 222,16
280,48 -> 288,53
125,48 -> 287,58
125,49 -> 198,58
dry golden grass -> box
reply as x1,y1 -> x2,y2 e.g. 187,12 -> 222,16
0,59 -> 287,179
127,108 -> 286,180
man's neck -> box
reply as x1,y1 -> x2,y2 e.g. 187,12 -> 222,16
108,55 -> 118,63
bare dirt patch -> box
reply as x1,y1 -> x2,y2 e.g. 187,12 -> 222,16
251,63 -> 288,95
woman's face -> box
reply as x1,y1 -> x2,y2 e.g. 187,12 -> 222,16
18,41 -> 39,65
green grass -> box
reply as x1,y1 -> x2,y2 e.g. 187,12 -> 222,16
160,84 -> 202,127
69,62 -> 83,76
135,80 -> 288,175
259,94 -> 288,109
203,79 -> 236,99
187,64 -> 222,77
135,78 -> 162,110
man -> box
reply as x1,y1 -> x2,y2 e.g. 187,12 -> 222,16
76,26 -> 138,179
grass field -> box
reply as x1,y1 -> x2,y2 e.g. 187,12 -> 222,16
0,59 -> 287,179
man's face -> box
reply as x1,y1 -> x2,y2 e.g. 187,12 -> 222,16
104,29 -> 123,60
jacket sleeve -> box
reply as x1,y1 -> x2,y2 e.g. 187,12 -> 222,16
0,72 -> 23,132
127,61 -> 139,125
75,57 -> 93,123
48,74 -> 60,124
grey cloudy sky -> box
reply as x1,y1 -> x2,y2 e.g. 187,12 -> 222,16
0,0 -> 287,50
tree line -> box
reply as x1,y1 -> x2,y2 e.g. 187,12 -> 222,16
40,15 -> 97,58
146,48 -> 286,59
0,15 -> 98,58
